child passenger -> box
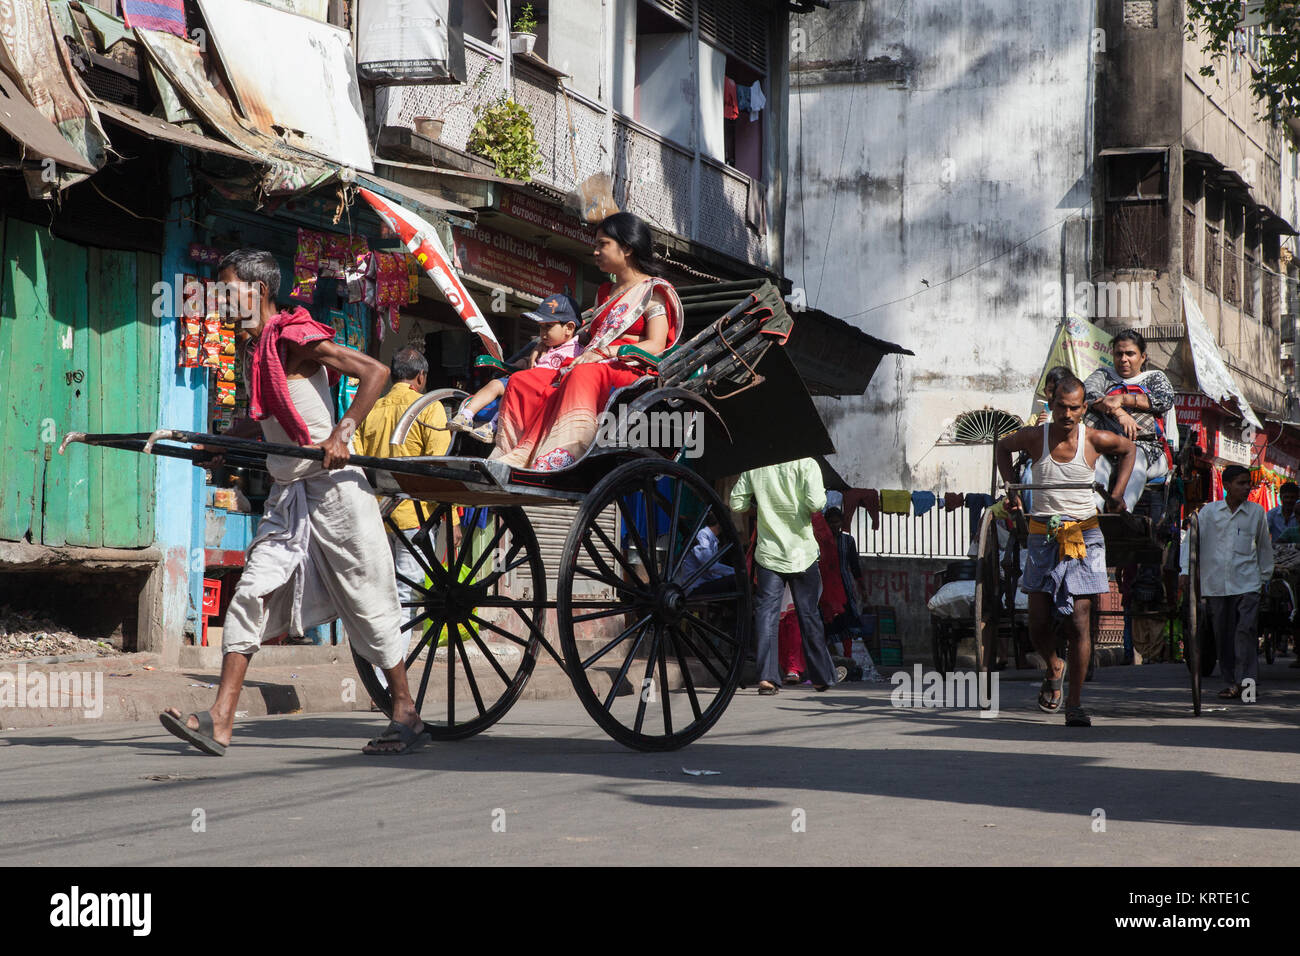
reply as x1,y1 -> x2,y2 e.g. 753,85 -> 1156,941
447,293 -> 583,443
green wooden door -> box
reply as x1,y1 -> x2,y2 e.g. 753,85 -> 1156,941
0,217 -> 159,548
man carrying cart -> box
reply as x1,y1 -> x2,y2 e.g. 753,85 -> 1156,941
996,374 -> 1137,727
159,250 -> 427,756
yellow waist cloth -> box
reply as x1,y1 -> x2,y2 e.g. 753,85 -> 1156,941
1027,515 -> 1100,560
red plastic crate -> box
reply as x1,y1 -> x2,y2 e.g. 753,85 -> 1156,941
201,578 -> 221,647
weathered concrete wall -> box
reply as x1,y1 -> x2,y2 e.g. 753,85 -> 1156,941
787,0 -> 1097,491
859,556 -> 950,660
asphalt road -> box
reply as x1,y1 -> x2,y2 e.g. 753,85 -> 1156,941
2,662 -> 1296,866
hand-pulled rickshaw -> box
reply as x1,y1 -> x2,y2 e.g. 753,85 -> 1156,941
63,280 -> 835,751
968,414 -> 1207,714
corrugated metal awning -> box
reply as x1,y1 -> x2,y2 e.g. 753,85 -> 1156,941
0,69 -> 96,172
93,99 -> 251,162
1098,146 -> 1168,156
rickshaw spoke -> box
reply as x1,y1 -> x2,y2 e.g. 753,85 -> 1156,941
465,612 -> 530,648
470,543 -> 529,591
669,505 -> 713,581
615,494 -> 657,586
400,608 -> 433,637
574,563 -> 648,601
633,625 -> 663,734
667,626 -> 704,720
571,603 -> 644,625
677,541 -> 737,593
603,618 -> 653,713
413,613 -> 445,711
656,626 -> 673,736
664,477 -> 685,579
643,476 -> 662,582
390,522 -> 440,584
681,610 -> 740,646
673,621 -> 731,687
452,628 -> 487,717
463,517 -> 512,583
588,521 -> 643,585
468,630 -> 515,687
450,507 -> 481,578
581,613 -> 654,671
447,620 -> 457,726
682,590 -> 744,604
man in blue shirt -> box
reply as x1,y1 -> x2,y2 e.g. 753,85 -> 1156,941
1266,481 -> 1299,544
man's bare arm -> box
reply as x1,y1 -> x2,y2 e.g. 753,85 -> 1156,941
293,339 -> 390,468
1090,430 -> 1136,511
995,427 -> 1038,509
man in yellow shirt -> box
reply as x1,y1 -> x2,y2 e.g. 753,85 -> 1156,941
354,347 -> 451,631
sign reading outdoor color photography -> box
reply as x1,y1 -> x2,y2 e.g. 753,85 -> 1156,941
452,225 -> 579,301
357,0 -> 466,84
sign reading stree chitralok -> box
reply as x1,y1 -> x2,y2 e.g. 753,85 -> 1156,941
452,224 -> 578,301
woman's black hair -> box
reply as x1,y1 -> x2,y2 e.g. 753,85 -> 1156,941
1112,328 -> 1148,354
596,211 -> 663,277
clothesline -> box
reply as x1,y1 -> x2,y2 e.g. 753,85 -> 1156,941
831,488 -> 1000,540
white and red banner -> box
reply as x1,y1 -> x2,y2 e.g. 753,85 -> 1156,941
358,187 -> 503,359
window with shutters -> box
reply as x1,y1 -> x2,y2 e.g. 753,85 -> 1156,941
1182,167 -> 1201,279
1103,153 -> 1169,269
1264,232 -> 1281,328
1223,202 -> 1243,307
1243,221 -> 1260,318
1204,189 -> 1221,295
698,0 -> 769,73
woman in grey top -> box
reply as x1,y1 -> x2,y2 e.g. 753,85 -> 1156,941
1084,329 -> 1176,511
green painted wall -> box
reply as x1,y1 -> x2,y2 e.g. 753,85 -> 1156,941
0,217 -> 159,548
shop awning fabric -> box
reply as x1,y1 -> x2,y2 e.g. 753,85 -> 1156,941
1181,277 -> 1263,430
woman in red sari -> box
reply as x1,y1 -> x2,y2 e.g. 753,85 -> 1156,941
491,212 -> 683,471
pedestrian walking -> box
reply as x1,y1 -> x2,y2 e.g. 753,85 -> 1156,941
159,249 -> 426,756
1180,465 -> 1273,701
730,457 -> 837,695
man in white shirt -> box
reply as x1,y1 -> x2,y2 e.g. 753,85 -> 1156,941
1180,465 -> 1273,701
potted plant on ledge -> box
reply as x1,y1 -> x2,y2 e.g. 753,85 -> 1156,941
466,95 -> 544,182
510,3 -> 538,55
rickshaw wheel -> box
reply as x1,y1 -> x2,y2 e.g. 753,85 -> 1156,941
355,502 -> 546,739
1185,515 -> 1202,716
557,457 -> 750,752
973,509 -> 1001,678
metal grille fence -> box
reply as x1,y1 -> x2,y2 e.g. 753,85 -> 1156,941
851,506 -> 974,560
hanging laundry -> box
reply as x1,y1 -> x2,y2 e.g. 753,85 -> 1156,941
724,77 -> 739,120
843,489 -> 880,530
736,83 -> 751,113
965,493 -> 994,539
747,81 -> 766,121
881,489 -> 911,515
943,492 -> 965,513
911,491 -> 936,517
825,489 -> 844,511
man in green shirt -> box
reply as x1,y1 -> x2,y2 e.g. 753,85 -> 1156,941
730,457 -> 836,695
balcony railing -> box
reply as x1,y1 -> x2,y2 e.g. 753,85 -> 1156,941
384,43 -> 767,267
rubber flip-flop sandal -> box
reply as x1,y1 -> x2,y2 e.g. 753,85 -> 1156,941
1038,665 -> 1066,713
757,683 -> 780,696
363,720 -> 428,755
1065,707 -> 1092,727
159,710 -> 227,756
1218,686 -> 1241,699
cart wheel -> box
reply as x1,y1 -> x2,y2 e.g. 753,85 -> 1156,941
973,510 -> 1001,678
354,502 -> 547,739
1186,515 -> 1201,716
557,458 -> 750,751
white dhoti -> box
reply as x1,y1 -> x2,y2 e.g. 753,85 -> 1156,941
222,466 -> 406,671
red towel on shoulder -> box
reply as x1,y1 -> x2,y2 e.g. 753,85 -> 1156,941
249,307 -> 340,446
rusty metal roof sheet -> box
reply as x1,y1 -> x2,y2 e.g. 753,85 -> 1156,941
0,68 -> 96,172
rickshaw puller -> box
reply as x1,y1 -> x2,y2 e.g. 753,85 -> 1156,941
996,375 -> 1137,727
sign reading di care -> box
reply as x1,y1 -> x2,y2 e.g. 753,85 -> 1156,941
452,225 -> 578,300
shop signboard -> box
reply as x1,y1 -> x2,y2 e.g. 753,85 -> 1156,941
452,224 -> 579,301
1175,393 -> 1217,426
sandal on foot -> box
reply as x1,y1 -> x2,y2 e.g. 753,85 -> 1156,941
159,710 -> 227,756
1218,685 -> 1241,700
1064,707 -> 1092,727
1037,663 -> 1066,714
363,720 -> 428,755
757,682 -> 780,696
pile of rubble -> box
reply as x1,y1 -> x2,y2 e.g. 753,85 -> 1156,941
0,606 -> 124,661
